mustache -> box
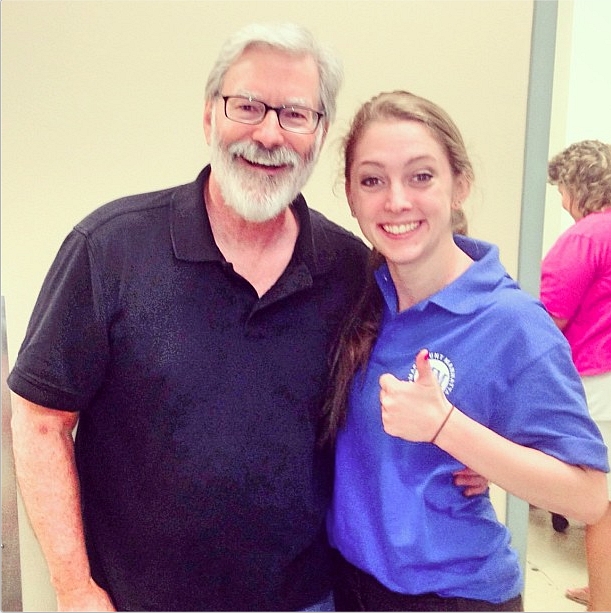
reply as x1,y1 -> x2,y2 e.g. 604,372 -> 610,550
227,141 -> 301,167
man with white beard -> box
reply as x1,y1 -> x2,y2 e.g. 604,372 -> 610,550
8,23 -> 369,612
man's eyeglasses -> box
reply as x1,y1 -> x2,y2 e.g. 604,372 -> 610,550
220,95 -> 324,134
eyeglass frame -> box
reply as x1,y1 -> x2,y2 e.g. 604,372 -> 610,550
219,95 -> 325,134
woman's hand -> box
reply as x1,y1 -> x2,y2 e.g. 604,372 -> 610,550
379,348 -> 453,443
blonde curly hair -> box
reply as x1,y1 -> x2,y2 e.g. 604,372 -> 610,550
548,140 -> 611,216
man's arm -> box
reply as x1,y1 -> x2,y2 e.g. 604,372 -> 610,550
10,393 -> 115,612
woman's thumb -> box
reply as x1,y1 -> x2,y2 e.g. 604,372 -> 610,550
415,349 -> 433,383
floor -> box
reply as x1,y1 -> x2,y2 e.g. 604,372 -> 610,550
524,506 -> 588,612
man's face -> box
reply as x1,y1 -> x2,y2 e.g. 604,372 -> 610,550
204,46 -> 327,222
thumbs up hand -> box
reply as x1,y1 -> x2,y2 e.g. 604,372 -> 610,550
379,348 -> 454,443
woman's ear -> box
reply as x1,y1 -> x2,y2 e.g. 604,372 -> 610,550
452,175 -> 471,209
345,183 -> 356,217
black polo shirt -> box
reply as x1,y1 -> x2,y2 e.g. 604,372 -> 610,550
8,166 -> 369,611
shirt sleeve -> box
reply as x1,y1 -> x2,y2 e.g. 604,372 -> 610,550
489,341 -> 609,472
7,229 -> 110,411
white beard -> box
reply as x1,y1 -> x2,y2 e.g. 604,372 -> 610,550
209,115 -> 323,222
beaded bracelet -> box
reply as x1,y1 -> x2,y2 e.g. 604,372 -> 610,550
430,404 -> 455,444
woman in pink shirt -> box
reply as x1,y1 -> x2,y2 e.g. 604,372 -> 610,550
540,139 -> 611,610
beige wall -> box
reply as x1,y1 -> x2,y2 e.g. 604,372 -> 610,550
1,0 -> 533,363
1,1 -> 534,610
543,0 -> 611,256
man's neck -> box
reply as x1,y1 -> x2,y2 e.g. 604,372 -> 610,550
204,179 -> 300,296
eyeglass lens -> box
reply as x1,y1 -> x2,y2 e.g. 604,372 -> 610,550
224,96 -> 320,133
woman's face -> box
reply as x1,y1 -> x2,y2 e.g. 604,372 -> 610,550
346,119 -> 466,269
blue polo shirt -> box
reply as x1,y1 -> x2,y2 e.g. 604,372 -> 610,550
8,166 -> 370,611
328,235 -> 608,604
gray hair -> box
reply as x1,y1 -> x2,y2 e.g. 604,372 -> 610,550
548,140 -> 611,216
204,23 -> 343,123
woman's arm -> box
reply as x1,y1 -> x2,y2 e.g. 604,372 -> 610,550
587,501 -> 611,611
432,402 -> 607,523
11,393 -> 115,611
380,350 -> 608,524
550,314 -> 568,331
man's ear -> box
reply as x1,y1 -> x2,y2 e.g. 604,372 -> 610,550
319,120 -> 330,148
203,99 -> 214,145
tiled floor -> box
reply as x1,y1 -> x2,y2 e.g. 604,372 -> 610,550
524,506 -> 589,612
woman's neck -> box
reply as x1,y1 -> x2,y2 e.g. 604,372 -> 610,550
389,242 -> 474,312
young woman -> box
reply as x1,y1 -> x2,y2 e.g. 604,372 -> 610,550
321,91 -> 609,612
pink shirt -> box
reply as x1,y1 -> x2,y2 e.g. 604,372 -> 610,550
541,208 -> 611,376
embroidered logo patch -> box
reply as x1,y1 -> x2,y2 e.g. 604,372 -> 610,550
408,351 -> 455,395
